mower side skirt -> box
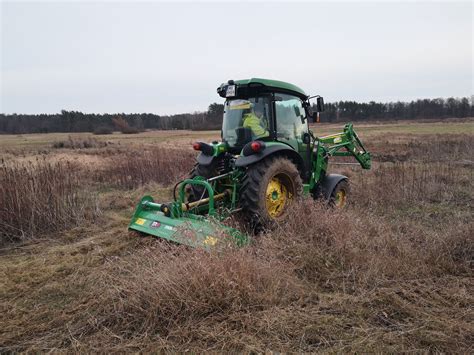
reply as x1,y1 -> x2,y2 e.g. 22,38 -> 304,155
128,196 -> 248,248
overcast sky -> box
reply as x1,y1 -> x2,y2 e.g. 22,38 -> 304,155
1,1 -> 472,114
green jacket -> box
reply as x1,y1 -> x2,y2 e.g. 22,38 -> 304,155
243,113 -> 269,138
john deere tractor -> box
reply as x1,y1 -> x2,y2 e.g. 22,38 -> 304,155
129,78 -> 371,248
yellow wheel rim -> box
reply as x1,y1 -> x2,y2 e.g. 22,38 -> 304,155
334,189 -> 347,208
265,177 -> 289,218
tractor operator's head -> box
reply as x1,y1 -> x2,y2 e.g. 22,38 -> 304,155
253,106 -> 264,118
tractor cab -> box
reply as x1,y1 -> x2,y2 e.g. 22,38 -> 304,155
222,97 -> 272,152
218,78 -> 313,155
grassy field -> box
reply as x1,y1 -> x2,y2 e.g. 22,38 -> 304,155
2,119 -> 472,150
1,119 -> 473,352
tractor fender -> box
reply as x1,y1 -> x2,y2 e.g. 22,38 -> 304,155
235,145 -> 305,172
196,152 -> 217,166
321,174 -> 348,199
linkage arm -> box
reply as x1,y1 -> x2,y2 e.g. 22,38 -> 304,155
318,123 -> 371,169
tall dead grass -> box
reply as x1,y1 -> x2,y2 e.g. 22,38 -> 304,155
98,147 -> 196,189
53,199 -> 470,352
373,134 -> 474,163
354,162 -> 472,209
272,201 -> 471,285
0,161 -> 99,243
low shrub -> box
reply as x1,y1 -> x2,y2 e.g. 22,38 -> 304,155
93,126 -> 114,135
52,136 -> 108,149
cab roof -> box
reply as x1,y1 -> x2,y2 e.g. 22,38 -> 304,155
233,78 -> 307,99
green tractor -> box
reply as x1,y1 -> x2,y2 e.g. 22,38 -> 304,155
129,78 -> 371,248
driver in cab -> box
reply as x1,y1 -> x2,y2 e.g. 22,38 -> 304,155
243,105 -> 269,138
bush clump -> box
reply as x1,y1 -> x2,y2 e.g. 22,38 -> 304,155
52,136 -> 108,149
93,126 -> 114,135
112,117 -> 142,134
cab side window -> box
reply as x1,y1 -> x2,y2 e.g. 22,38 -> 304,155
275,94 -> 307,140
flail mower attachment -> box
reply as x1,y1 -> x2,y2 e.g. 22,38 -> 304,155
129,178 -> 247,249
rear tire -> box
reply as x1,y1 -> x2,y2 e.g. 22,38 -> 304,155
240,156 -> 302,228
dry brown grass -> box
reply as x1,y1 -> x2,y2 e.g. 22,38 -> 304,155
369,133 -> 474,163
2,200 -> 470,352
355,162 -> 472,210
0,125 -> 473,352
97,147 -> 196,189
0,160 -> 100,244
72,200 -> 471,352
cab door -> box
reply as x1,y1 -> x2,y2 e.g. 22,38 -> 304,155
274,93 -> 310,170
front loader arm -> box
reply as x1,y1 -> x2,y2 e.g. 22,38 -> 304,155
318,123 -> 371,169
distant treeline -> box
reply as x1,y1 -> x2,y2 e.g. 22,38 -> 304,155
322,97 -> 472,122
0,103 -> 223,134
0,97 -> 472,134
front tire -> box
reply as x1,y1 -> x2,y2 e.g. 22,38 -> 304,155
240,156 -> 302,227
329,179 -> 350,208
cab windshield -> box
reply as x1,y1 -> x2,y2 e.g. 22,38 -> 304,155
222,97 -> 271,148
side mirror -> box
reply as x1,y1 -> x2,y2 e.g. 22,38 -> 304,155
316,97 -> 325,112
